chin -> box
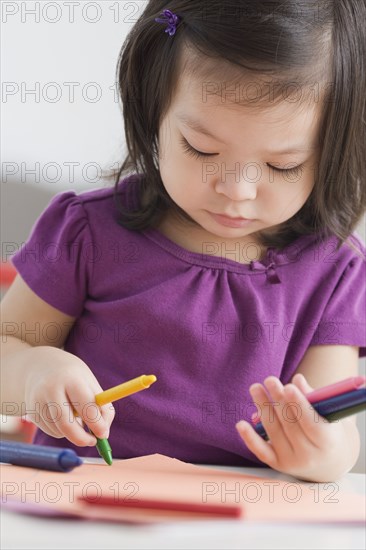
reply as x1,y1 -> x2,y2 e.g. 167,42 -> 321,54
206,223 -> 254,239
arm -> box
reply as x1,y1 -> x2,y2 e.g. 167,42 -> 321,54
236,344 -> 361,482
1,274 -> 76,411
0,274 -> 114,445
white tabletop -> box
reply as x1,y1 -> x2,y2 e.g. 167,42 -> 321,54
1,459 -> 365,550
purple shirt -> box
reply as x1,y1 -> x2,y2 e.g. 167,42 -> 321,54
11,175 -> 366,466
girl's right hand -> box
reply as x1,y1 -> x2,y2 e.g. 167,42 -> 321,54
24,346 -> 115,447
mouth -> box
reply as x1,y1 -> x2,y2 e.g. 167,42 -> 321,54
207,211 -> 256,228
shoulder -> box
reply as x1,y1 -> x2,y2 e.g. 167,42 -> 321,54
69,174 -> 139,216
291,231 -> 366,308
44,175 -> 140,230
282,231 -> 366,272
269,231 -> 366,301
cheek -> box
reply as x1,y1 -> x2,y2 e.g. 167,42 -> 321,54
297,169 -> 316,205
159,134 -> 196,177
269,178 -> 314,217
159,149 -> 206,196
158,160 -> 192,207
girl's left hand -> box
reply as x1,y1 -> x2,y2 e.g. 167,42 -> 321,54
236,373 -> 354,481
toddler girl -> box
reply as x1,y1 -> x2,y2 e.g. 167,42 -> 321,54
1,0 -> 365,482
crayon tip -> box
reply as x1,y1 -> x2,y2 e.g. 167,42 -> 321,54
104,451 -> 113,466
143,374 -> 157,387
59,451 -> 83,471
95,437 -> 113,465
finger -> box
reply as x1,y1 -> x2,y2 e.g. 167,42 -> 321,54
100,403 -> 116,428
250,381 -> 295,454
264,378 -> 309,443
249,382 -> 276,423
261,378 -> 297,452
252,374 -> 312,422
236,420 -> 278,467
34,417 -> 65,439
281,384 -> 325,447
45,394 -> 97,447
264,379 -> 322,460
66,386 -> 110,440
29,401 -> 64,438
291,373 -> 314,394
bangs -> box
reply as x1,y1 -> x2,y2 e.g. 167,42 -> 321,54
177,39 -> 332,113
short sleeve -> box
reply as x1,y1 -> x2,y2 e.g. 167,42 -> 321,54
11,191 -> 94,317
310,252 -> 366,358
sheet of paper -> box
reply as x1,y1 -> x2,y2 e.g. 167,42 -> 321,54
1,453 -> 365,524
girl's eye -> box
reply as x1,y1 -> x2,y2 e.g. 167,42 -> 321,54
267,164 -> 303,177
179,137 -> 217,159
179,136 -> 303,176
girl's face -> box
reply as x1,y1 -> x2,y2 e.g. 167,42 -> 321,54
157,72 -> 320,256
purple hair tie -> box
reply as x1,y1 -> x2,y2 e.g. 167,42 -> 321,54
155,9 -> 181,37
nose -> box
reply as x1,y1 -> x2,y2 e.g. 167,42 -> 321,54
214,165 -> 258,201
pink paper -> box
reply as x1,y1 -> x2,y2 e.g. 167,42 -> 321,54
1,454 -> 365,524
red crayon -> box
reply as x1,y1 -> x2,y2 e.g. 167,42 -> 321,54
79,496 -> 242,518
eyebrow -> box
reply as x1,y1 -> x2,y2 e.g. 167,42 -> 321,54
176,113 -> 312,155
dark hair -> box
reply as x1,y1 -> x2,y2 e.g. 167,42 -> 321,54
106,0 -> 366,257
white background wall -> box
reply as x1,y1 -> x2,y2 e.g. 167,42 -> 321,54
2,0 -> 149,192
1,1 -> 365,473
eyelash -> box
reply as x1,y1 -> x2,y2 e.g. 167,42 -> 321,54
179,136 -> 303,176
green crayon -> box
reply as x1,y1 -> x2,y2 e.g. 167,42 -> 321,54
95,436 -> 113,466
86,425 -> 113,465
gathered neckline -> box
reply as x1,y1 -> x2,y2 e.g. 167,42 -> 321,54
120,174 -> 319,279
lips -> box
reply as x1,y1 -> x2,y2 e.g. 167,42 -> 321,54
216,213 -> 251,220
208,211 -> 255,228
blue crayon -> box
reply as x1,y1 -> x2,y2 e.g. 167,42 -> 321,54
0,440 -> 83,472
253,388 -> 366,440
